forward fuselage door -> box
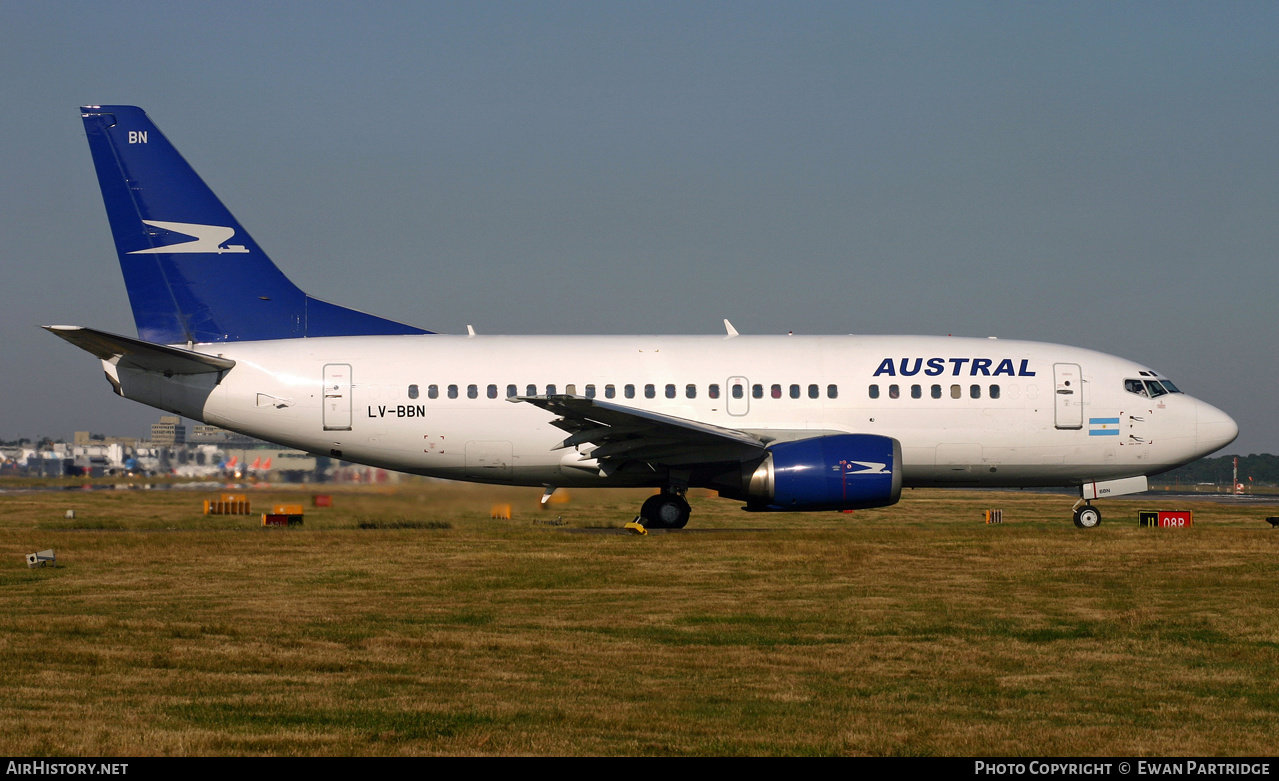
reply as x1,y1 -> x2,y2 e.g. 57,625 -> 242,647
323,363 -> 353,431
726,376 -> 750,416
1053,363 -> 1083,430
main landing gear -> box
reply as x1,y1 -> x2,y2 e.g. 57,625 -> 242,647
1072,501 -> 1102,529
639,492 -> 691,529
636,471 -> 693,530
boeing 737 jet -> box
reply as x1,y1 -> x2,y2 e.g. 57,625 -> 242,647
49,105 -> 1238,528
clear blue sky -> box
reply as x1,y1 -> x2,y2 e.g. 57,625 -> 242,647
1,2 -> 1275,455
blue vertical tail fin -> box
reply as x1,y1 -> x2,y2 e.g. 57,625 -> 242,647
80,105 -> 429,343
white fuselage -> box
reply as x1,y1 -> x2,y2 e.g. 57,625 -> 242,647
109,333 -> 1238,490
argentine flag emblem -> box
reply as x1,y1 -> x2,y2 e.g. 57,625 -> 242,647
1089,417 -> 1120,436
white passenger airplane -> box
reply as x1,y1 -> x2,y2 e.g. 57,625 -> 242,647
49,105 -> 1238,529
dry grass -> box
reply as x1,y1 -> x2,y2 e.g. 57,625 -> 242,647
1,481 -> 1277,756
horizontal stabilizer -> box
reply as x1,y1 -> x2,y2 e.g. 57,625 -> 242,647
44,326 -> 235,375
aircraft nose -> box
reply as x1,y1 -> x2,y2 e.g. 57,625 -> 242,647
1196,399 -> 1239,456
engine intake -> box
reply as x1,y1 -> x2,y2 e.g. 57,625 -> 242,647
744,434 -> 902,511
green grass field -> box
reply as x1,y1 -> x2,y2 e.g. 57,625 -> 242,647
1,481 -> 1277,756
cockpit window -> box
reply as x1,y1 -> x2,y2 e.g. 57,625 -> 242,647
1127,377 -> 1184,397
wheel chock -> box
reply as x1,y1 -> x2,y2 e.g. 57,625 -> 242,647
624,521 -> 648,535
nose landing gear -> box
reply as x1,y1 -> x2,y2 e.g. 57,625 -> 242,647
1072,501 -> 1102,528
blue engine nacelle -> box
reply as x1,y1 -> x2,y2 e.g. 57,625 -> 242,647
744,434 -> 902,511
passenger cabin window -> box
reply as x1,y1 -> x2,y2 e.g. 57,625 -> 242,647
428,384 -> 439,399
790,384 -> 800,399
546,384 -> 556,395
408,384 -> 419,400
645,384 -> 656,399
808,384 -> 819,399
507,384 -> 518,398
566,384 -> 577,395
990,385 -> 1001,399
771,384 -> 782,399
970,384 -> 981,399
868,384 -> 880,400
487,384 -> 498,399
467,384 -> 478,399
585,384 -> 596,398
605,384 -> 616,399
686,384 -> 697,399
448,384 -> 458,399
931,384 -> 942,399
708,384 -> 720,399
889,384 -> 900,399
950,384 -> 961,399
827,384 -> 838,399
665,384 -> 676,399
752,384 -> 764,399
625,384 -> 635,399
911,384 -> 922,399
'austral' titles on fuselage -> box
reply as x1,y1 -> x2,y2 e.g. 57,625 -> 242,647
872,358 -> 1035,377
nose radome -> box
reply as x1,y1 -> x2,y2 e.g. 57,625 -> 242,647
1196,400 -> 1239,456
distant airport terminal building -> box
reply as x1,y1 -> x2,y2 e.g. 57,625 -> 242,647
7,415 -> 407,483
149,416 -> 186,447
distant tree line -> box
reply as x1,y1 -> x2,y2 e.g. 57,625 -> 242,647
1151,453 -> 1279,488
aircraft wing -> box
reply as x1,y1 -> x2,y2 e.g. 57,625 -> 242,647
515,395 -> 767,469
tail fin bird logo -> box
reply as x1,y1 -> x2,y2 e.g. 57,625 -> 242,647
127,221 -> 248,255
